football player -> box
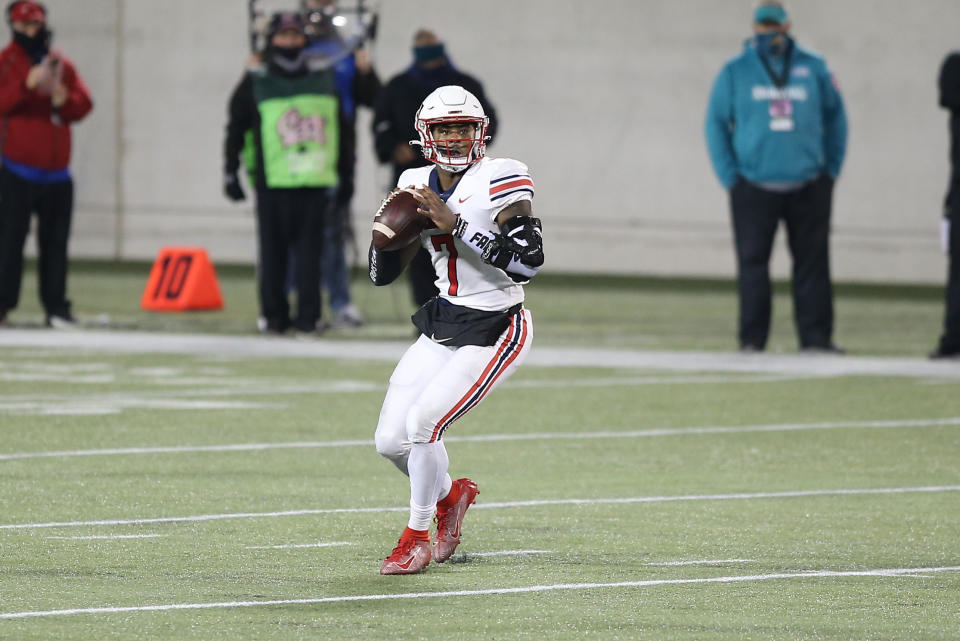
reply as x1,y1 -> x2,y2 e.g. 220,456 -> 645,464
369,85 -> 543,574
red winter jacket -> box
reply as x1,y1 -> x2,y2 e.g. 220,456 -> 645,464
0,41 -> 92,171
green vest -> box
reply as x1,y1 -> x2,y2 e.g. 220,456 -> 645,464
251,69 -> 340,189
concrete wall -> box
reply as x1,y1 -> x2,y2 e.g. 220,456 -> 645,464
32,0 -> 960,283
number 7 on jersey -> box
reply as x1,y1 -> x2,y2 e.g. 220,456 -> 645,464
430,233 -> 459,296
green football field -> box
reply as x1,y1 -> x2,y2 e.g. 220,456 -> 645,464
1,263 -> 958,640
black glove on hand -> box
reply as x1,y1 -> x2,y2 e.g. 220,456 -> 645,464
224,172 -> 245,202
481,234 -> 523,270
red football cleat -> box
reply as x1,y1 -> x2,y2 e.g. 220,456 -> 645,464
433,478 -> 479,563
380,534 -> 432,575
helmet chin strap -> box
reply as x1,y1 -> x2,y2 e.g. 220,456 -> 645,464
432,151 -> 473,173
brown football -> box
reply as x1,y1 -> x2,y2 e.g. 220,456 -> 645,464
372,189 -> 429,251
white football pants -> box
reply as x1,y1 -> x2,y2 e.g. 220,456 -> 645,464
374,308 -> 533,529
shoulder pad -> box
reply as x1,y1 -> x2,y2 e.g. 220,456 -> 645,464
488,158 -> 531,181
489,160 -> 535,203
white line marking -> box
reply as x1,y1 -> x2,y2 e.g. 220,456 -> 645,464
0,361 -> 112,373
15,407 -> 121,416
0,373 -> 115,384
0,398 -> 284,416
45,534 -> 167,541
473,486 -> 960,509
2,485 -> 957,531
127,367 -> 182,377
1,565 -> 957,620
3,416 -> 958,461
0,440 -> 368,461
645,559 -> 754,566
3,328 -> 960,379
0,374 -> 813,414
244,541 -> 351,550
506,373 -> 825,388
0,380 -> 382,404
462,550 -> 553,558
0,508 -> 408,530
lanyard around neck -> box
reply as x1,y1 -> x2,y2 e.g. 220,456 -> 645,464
759,40 -> 794,89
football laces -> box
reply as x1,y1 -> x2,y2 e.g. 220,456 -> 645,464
375,190 -> 398,217
375,189 -> 414,218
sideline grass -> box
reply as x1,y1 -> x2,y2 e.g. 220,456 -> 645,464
6,260 -> 950,354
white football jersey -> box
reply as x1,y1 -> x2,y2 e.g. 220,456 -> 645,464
397,156 -> 535,312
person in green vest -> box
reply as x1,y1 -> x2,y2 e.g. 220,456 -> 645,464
223,11 -> 350,335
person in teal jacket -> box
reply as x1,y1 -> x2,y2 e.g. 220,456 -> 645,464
705,1 -> 847,353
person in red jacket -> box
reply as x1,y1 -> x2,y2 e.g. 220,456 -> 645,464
0,1 -> 92,327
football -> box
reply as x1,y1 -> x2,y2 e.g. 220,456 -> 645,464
372,189 -> 427,251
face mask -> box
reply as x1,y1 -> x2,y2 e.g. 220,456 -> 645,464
268,44 -> 306,73
13,27 -> 51,63
272,45 -> 303,61
413,43 -> 446,65
755,32 -> 788,58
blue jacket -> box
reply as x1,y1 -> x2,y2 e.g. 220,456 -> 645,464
705,37 -> 847,189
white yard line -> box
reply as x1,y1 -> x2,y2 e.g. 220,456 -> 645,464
45,534 -> 167,541
0,361 -> 112,373
1,565 -> 957,620
0,399 -> 284,416
244,542 -> 351,550
501,373 -> 826,388
462,550 -> 553,558
1,485 -> 957,531
0,380 -> 382,403
0,373 -> 819,416
3,416 -> 958,462
1,328 -> 958,379
645,559 -> 755,566
0,373 -> 115,383
0,373 -> 818,405
0,440 -> 371,461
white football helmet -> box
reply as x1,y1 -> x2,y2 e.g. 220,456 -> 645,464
412,85 -> 490,173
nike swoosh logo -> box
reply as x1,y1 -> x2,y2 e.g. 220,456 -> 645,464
458,196 -> 472,203
397,555 -> 417,570
431,334 -> 454,343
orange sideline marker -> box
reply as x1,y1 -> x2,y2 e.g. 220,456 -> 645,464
140,247 -> 224,311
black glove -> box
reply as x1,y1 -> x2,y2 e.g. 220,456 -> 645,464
481,234 -> 523,270
224,172 -> 245,202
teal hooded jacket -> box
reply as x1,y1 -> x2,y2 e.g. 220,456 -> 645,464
705,36 -> 847,189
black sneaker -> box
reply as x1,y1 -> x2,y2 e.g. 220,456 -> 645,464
929,345 -> 960,360
800,343 -> 846,355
